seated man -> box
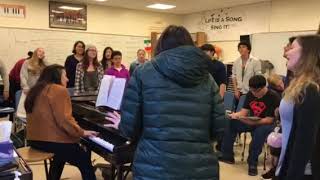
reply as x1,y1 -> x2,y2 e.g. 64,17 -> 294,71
220,75 -> 281,176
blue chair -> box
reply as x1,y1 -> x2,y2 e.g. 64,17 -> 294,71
223,91 -> 235,112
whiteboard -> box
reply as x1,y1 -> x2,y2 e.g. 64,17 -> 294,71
0,27 -> 147,71
251,30 -> 316,76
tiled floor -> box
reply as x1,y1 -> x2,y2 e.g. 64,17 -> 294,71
1,117 -> 267,180
27,138 -> 270,180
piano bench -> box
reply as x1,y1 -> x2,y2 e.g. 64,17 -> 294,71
17,146 -> 54,180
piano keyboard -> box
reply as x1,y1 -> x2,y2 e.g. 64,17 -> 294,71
0,4 -> 25,18
89,136 -> 114,152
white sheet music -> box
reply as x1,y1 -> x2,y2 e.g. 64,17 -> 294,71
106,78 -> 126,110
96,75 -> 126,110
96,75 -> 114,107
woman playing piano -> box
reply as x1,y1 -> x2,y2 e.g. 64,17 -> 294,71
106,25 -> 227,180
24,64 -> 98,180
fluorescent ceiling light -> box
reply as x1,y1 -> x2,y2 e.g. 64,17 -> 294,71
51,10 -> 64,14
147,3 -> 176,10
59,6 -> 83,11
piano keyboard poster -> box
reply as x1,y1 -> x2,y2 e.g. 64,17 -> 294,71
0,4 -> 26,18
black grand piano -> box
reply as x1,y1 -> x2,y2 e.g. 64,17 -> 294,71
70,93 -> 135,180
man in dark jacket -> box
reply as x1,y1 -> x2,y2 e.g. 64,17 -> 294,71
106,25 -> 227,180
200,44 -> 227,98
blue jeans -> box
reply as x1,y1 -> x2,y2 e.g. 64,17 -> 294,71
221,120 -> 274,166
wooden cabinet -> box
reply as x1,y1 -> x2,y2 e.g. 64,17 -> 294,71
150,31 -> 207,57
192,32 -> 206,47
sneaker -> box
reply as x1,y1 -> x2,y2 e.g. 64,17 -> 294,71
218,156 -> 235,164
261,167 -> 276,179
248,165 -> 258,176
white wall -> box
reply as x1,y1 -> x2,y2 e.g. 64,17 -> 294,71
211,41 -> 239,63
183,2 -> 271,42
1,0 -> 320,65
183,0 -> 320,63
270,0 -> 320,32
0,0 -> 182,68
0,0 -> 182,36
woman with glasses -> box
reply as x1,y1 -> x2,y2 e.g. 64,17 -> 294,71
74,44 -> 104,95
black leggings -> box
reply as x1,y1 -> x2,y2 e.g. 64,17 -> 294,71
28,141 -> 96,180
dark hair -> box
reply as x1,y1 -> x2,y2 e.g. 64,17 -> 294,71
111,51 -> 122,59
317,23 -> 320,35
25,64 -> 65,113
154,25 -> 194,56
72,41 -> 85,55
249,75 -> 267,89
200,44 -> 215,54
237,41 -> 252,53
27,51 -> 33,59
288,36 -> 297,44
101,47 -> 113,70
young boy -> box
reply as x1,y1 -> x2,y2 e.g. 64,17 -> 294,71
105,50 -> 130,82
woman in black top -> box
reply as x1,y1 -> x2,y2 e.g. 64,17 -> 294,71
100,47 -> 113,71
64,41 -> 85,88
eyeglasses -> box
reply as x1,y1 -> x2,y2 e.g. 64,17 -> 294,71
88,49 -> 97,52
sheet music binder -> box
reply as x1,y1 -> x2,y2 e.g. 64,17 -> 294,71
96,75 -> 126,110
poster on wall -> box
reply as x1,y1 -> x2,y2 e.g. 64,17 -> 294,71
184,2 -> 271,41
0,4 -> 26,18
199,8 -> 245,33
49,1 -> 87,30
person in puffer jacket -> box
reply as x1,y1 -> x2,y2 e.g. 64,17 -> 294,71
106,25 -> 227,180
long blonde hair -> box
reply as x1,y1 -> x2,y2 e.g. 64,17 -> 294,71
28,48 -> 46,75
284,35 -> 320,103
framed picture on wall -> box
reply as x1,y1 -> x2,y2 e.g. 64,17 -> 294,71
49,1 -> 87,30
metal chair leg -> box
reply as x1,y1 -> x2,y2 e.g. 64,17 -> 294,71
241,133 -> 247,161
263,143 -> 268,170
44,159 -> 50,180
123,164 -> 132,180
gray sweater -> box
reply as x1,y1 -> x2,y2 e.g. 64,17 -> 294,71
20,60 -> 47,90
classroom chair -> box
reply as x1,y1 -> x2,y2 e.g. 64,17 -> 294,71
237,95 -> 268,169
17,146 -> 53,180
235,95 -> 249,162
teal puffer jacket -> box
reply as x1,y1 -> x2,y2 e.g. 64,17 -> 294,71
119,45 -> 226,180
